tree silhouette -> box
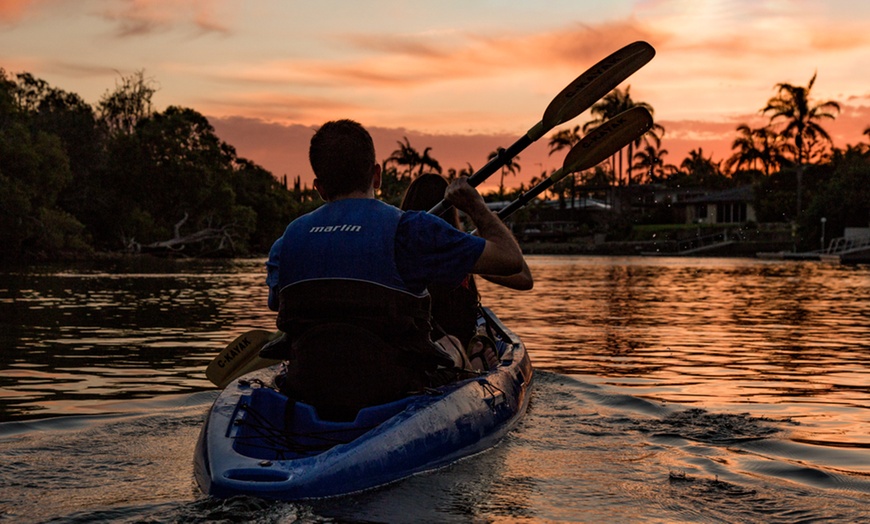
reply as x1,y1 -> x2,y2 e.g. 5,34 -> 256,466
446,163 -> 474,180
547,125 -> 582,155
417,146 -> 442,176
386,138 -> 442,179
763,72 -> 840,214
632,144 -> 669,184
583,86 -> 656,185
547,126 -> 583,206
669,148 -> 728,189
386,137 -> 420,180
98,70 -> 156,136
487,149 -> 521,199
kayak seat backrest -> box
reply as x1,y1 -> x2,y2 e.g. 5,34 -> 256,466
286,322 -> 431,421
277,279 -> 439,357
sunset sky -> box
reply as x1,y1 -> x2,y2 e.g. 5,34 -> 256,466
4,0 -> 870,191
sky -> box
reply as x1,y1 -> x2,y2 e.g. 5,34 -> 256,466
4,0 -> 870,192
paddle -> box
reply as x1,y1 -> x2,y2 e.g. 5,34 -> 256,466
495,106 -> 654,222
428,40 -> 655,216
205,329 -> 282,388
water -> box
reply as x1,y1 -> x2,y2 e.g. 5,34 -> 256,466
1,256 -> 868,523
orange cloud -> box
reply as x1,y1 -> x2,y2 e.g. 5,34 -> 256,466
99,0 -> 230,37
333,20 -> 664,87
809,29 -> 870,52
170,21 -> 669,138
0,0 -> 45,23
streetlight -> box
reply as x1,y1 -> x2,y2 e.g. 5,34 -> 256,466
820,217 -> 827,252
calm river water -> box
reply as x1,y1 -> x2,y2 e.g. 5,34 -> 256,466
0,255 -> 868,523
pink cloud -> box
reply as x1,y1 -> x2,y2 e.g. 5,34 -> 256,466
99,0 -> 230,38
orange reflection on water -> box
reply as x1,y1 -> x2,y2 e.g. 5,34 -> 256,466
478,256 -> 870,446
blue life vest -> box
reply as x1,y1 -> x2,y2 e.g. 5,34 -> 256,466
274,198 -> 415,294
270,198 -> 450,366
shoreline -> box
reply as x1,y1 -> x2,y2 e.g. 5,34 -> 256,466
519,240 -> 794,258
3,240 -> 859,266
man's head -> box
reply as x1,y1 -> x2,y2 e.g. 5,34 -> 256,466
309,119 -> 379,200
400,173 -> 459,228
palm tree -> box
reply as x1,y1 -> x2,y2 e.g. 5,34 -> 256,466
762,72 -> 841,214
632,144 -> 669,184
487,149 -> 521,199
726,124 -> 761,174
446,163 -> 474,180
635,119 -> 666,184
677,148 -> 727,189
387,137 -> 421,180
547,125 -> 582,155
417,147 -> 442,177
583,86 -> 655,185
547,125 -> 582,206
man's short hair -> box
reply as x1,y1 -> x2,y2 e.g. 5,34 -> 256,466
309,120 -> 376,197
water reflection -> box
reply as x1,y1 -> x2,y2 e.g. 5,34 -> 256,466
1,256 -> 868,448
477,256 -> 870,446
0,257 -> 274,420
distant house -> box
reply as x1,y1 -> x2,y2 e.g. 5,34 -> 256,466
680,186 -> 756,225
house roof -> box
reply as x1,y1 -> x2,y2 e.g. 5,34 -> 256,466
682,186 -> 754,204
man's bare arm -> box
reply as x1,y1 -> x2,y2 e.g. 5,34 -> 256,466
480,258 -> 533,290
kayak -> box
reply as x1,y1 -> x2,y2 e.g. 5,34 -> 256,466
194,307 -> 533,500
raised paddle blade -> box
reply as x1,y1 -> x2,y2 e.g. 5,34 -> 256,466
559,105 -> 654,178
536,41 -> 656,140
206,329 -> 280,388
495,106 -> 653,222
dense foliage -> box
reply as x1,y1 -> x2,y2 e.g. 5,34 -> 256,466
0,70 -> 319,260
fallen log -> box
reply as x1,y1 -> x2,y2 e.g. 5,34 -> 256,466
126,214 -> 238,256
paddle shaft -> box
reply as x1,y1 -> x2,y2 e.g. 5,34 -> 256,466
497,177 -> 558,221
468,135 -> 532,189
428,135 -> 532,217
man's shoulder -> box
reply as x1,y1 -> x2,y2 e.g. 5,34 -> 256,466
398,209 -> 448,228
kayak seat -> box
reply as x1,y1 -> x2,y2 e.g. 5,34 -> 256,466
232,386 -> 417,460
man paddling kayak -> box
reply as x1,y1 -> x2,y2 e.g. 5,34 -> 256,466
265,119 -> 530,420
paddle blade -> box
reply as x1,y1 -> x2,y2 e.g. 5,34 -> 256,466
495,107 -> 653,222
205,329 -> 280,388
537,41 -> 656,139
559,106 -> 654,180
